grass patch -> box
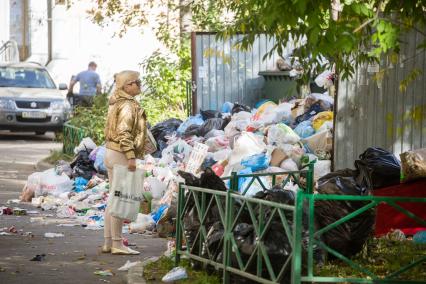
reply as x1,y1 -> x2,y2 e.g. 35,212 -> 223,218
317,238 -> 426,281
143,256 -> 221,284
43,149 -> 73,165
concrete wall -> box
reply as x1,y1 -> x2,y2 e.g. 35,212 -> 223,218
27,0 -> 48,64
0,1 -> 10,45
9,0 -> 30,60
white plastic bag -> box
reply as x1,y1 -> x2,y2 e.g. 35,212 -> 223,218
204,136 -> 229,152
107,165 -> 145,222
161,139 -> 193,163
21,172 -> 42,201
213,148 -> 232,162
37,169 -> 73,197
145,177 -> 167,200
118,260 -> 141,271
274,102 -> 294,124
314,70 -> 334,88
314,160 -> 331,181
74,137 -> 97,154
232,111 -> 252,121
162,267 -> 188,282
26,172 -> 42,195
229,132 -> 266,166
204,129 -> 225,139
280,159 -> 299,172
224,119 -> 250,137
267,123 -> 300,146
129,213 -> 155,233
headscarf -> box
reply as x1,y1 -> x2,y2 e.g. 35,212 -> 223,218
110,70 -> 140,105
114,70 -> 140,89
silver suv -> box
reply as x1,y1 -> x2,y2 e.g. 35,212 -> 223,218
0,62 -> 71,134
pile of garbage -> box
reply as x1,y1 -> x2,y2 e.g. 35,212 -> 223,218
131,92 -> 333,234
19,138 -> 110,230
18,88 -> 335,235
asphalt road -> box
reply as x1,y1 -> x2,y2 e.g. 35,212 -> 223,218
0,131 -> 167,284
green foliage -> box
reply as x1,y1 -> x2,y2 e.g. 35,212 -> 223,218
68,94 -> 109,145
211,0 -> 426,82
140,47 -> 191,125
317,238 -> 426,280
399,68 -> 423,93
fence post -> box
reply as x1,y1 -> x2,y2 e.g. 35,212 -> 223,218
223,172 -> 237,284
186,80 -> 191,117
175,183 -> 184,266
306,162 -> 315,194
292,190 -> 304,284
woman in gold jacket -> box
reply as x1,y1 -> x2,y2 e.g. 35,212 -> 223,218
103,70 -> 146,255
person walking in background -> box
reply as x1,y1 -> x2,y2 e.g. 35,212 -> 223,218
102,70 -> 146,255
68,61 -> 102,107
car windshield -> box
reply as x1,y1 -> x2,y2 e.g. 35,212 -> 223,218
0,67 -> 56,89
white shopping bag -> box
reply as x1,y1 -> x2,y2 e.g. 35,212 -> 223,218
108,165 -> 145,222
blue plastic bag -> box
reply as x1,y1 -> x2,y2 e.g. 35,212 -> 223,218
176,114 -> 204,134
74,177 -> 88,193
94,146 -> 107,173
413,230 -> 426,244
241,153 -> 270,172
238,168 -> 268,196
221,102 -> 234,113
294,120 -> 315,138
151,204 -> 169,223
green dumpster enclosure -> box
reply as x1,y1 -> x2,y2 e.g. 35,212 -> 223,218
258,71 -> 300,103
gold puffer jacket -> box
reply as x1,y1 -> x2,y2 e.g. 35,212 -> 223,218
104,90 -> 146,159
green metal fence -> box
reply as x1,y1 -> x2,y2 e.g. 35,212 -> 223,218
175,167 -> 312,283
294,191 -> 426,284
175,165 -> 426,283
62,122 -> 90,155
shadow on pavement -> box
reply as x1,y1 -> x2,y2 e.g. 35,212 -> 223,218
0,131 -> 56,141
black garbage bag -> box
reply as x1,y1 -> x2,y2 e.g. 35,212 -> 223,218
202,221 -> 224,263
151,140 -> 169,158
295,101 -> 326,125
70,150 -> 96,180
318,169 -> 368,195
231,103 -> 251,114
254,187 -> 296,205
151,118 -> 182,142
232,221 -> 292,283
315,169 -> 375,258
178,168 -> 227,259
199,117 -> 231,137
355,147 -> 401,190
183,124 -> 202,137
256,188 -> 324,260
200,109 -> 222,120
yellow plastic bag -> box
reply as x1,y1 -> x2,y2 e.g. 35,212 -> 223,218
312,111 -> 334,131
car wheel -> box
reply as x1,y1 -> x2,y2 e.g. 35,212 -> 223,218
35,131 -> 46,135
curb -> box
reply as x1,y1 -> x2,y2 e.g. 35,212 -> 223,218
127,263 -> 146,284
35,160 -> 54,171
127,257 -> 159,284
